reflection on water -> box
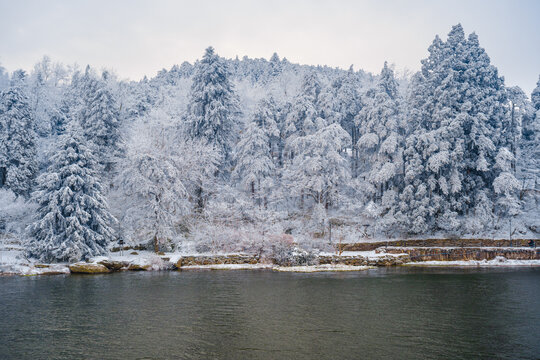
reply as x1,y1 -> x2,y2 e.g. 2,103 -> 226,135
1,267 -> 539,360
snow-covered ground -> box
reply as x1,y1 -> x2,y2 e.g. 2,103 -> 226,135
0,249 -> 70,275
319,250 -> 407,257
273,264 -> 373,272
181,264 -> 272,270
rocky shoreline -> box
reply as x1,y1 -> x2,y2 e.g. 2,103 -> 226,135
2,238 -> 540,276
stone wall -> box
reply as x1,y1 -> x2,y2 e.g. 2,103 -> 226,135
176,254 -> 259,267
342,238 -> 538,251
379,247 -> 540,262
319,254 -> 410,266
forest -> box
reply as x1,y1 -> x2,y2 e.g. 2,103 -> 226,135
0,24 -> 538,263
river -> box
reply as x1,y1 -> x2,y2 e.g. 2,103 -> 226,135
1,267 -> 539,359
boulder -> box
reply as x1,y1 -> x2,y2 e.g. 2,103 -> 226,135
98,259 -> 129,271
69,263 -> 110,274
127,263 -> 151,271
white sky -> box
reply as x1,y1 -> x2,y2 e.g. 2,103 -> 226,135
0,0 -> 539,93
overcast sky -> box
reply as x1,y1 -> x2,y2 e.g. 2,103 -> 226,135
0,0 -> 539,93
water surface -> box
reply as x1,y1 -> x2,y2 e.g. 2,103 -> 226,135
1,267 -> 539,359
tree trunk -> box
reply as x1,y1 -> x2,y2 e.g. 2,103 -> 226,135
153,234 -> 159,253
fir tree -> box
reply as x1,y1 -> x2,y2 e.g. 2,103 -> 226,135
283,72 -> 321,160
356,62 -> 403,203
334,66 -> 362,176
0,77 -> 37,197
27,124 -> 116,262
81,71 -> 122,172
186,47 -> 240,159
400,24 -> 510,234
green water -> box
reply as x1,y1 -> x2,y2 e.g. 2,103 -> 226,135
1,267 -> 539,359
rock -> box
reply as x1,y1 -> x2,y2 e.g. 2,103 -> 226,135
175,254 -> 259,268
130,251 -> 139,255
98,259 -> 129,271
34,264 -> 50,268
69,263 -> 110,274
127,263 -> 151,271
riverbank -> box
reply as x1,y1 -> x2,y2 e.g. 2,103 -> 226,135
2,237 -> 539,276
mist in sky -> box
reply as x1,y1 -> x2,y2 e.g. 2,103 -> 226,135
0,0 -> 539,93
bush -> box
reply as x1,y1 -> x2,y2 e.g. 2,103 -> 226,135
271,244 -> 319,266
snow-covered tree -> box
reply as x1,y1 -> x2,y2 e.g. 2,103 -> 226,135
356,62 -> 403,203
333,67 -> 362,176
0,77 -> 38,197
493,147 -> 521,234
117,111 -> 218,251
233,118 -> 275,207
186,47 -> 240,160
0,64 -> 10,92
520,77 -> 540,190
283,120 -> 351,215
400,24 -> 510,234
251,96 -> 280,162
28,56 -> 67,137
27,124 -> 116,262
283,71 -> 321,159
80,71 -> 122,172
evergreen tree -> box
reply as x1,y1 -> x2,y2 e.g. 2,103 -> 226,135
356,62 -> 403,203
334,66 -> 362,176
283,71 -> 321,160
0,64 -> 9,91
520,77 -> 540,190
493,147 -> 521,233
0,76 -> 37,197
81,71 -> 122,172
186,47 -> 240,159
252,96 -> 280,164
269,52 -> 282,78
27,124 -> 116,262
400,24 -> 510,234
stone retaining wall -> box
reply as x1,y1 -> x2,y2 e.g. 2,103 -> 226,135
379,247 -> 540,262
319,254 -> 410,266
176,254 -> 259,268
342,238 -> 538,251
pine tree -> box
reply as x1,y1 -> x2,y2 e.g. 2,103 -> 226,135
520,77 -> 540,190
334,66 -> 362,176
283,72 -> 321,160
186,47 -> 240,159
252,96 -> 280,164
27,124 -> 116,262
81,71 -> 121,172
269,52 -> 282,78
356,62 -> 403,234
400,24 -> 510,234
0,77 -> 37,197
0,64 -> 9,91
356,62 -> 403,202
